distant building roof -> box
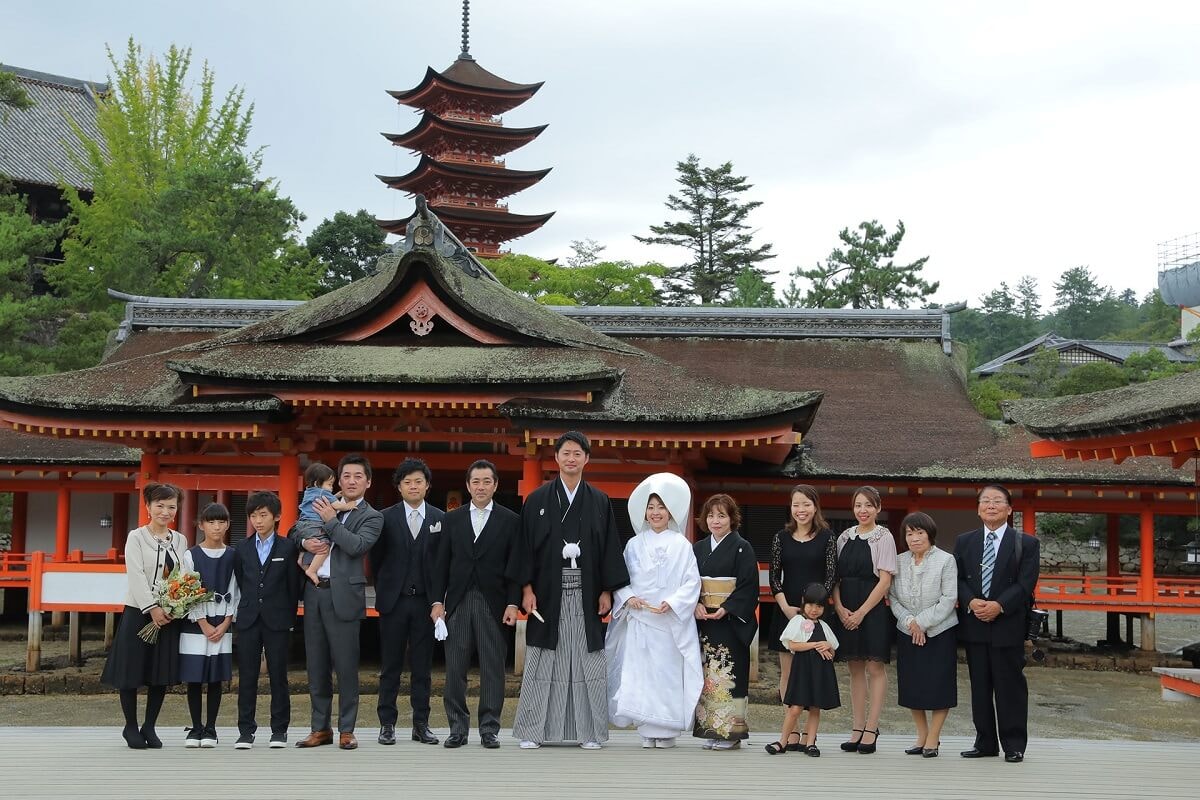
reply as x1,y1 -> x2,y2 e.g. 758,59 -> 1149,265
972,331 -> 1194,376
0,64 -> 107,192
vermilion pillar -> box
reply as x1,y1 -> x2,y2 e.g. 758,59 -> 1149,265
520,450 -> 542,499
1139,507 -> 1155,601
54,485 -> 70,561
278,453 -> 300,536
10,492 -> 28,553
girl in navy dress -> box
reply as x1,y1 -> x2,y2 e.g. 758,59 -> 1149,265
179,503 -> 239,748
766,583 -> 840,756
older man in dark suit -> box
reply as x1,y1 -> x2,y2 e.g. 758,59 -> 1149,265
372,457 -> 445,746
954,483 -> 1040,763
292,453 -> 383,751
430,459 -> 521,749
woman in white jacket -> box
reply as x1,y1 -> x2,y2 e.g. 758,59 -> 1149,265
606,473 -> 703,749
889,512 -> 959,758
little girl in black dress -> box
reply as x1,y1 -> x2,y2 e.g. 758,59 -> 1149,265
766,584 -> 840,756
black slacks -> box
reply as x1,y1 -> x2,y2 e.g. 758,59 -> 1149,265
444,588 -> 508,737
965,641 -> 1029,754
235,621 -> 291,737
377,594 -> 434,726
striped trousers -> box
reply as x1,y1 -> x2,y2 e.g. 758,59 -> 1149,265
512,569 -> 609,744
444,588 -> 508,737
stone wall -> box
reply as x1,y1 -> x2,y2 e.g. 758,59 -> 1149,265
1038,534 -> 1193,574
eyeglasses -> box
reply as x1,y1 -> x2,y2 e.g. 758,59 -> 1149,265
978,499 -> 1009,507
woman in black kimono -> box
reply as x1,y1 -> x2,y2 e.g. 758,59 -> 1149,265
692,494 -> 759,750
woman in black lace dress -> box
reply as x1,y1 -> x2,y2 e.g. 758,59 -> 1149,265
767,484 -> 836,751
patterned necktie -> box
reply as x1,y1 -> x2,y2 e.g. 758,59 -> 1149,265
981,530 -> 997,597
408,509 -> 421,539
474,507 -> 486,539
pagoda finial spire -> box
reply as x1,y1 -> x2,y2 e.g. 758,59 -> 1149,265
459,0 -> 474,60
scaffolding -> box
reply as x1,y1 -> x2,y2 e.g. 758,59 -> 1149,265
1157,232 -> 1200,307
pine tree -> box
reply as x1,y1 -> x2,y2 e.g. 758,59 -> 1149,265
792,220 -> 936,309
635,154 -> 775,305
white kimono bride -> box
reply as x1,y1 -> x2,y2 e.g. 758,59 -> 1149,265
606,473 -> 704,748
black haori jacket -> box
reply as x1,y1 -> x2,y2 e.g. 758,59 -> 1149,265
508,479 -> 629,652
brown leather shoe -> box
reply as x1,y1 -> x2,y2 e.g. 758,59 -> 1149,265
339,732 -> 358,750
295,729 -> 334,748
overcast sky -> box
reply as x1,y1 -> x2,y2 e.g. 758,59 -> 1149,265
7,0 -> 1200,310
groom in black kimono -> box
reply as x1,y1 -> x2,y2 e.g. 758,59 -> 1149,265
509,431 -> 629,748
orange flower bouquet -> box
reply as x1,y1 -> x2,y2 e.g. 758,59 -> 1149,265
137,565 -> 213,644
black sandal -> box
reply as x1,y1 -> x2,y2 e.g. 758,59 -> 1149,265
840,729 -> 864,752
805,736 -> 820,757
785,731 -> 806,752
764,740 -> 788,755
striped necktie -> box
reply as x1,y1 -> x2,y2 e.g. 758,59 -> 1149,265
981,530 -> 997,597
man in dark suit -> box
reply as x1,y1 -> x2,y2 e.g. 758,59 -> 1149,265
429,459 -> 521,749
954,483 -> 1040,763
292,453 -> 384,751
371,457 -> 445,746
233,491 -> 301,749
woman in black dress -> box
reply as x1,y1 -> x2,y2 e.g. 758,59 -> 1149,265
768,484 -> 836,750
101,482 -> 187,749
832,486 -> 897,755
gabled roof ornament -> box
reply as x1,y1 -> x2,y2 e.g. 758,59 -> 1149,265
396,194 -> 499,282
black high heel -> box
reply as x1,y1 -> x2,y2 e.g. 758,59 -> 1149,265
857,729 -> 880,755
923,742 -> 940,758
785,731 -> 806,752
122,726 -> 147,750
840,729 -> 864,752
905,744 -> 925,755
140,726 -> 162,749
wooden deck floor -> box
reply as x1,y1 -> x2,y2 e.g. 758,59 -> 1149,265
1,728 -> 1193,799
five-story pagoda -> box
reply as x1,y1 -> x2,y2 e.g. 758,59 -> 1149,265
378,1 -> 553,256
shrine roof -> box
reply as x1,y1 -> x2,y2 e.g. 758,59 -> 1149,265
383,112 -> 547,144
170,344 -> 620,387
0,64 -> 106,191
389,59 -> 543,104
629,337 -> 1192,485
0,426 -> 138,465
1003,369 -> 1200,440
378,206 -> 555,234
379,154 -> 552,183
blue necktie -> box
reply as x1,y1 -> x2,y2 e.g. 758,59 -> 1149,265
981,530 -> 997,597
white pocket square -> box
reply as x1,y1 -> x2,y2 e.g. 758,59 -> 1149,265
270,557 -> 285,562
429,522 -> 442,533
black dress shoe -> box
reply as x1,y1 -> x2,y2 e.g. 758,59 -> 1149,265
960,748 -> 999,758
904,745 -> 925,756
377,724 -> 396,745
412,723 -> 439,745
444,733 -> 468,749
122,726 -> 147,750
481,733 -> 500,749
1004,751 -> 1024,763
140,726 -> 162,749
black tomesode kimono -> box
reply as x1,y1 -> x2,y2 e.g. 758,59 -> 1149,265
507,478 -> 629,651
692,531 -> 759,741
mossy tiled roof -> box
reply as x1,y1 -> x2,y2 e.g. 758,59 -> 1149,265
0,427 -> 139,465
1004,369 -> 1200,439
172,344 -> 620,386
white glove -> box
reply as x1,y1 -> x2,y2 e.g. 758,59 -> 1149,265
434,617 -> 448,641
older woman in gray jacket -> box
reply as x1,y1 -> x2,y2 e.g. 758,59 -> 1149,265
889,512 -> 958,757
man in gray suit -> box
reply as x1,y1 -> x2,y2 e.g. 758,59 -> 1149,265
293,453 -> 383,751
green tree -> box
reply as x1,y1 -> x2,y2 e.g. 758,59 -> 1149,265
566,238 -> 605,268
491,253 -> 663,306
56,40 -> 319,306
306,209 -> 390,291
1054,362 -> 1128,396
792,220 -> 937,308
635,154 -> 775,305
0,183 -> 61,374
1048,266 -> 1128,339
967,376 -> 1022,420
724,271 -> 779,307
0,70 -> 33,119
